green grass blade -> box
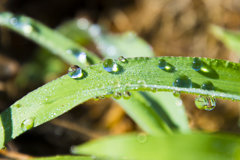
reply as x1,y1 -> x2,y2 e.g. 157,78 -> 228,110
0,12 -> 170,135
57,19 -> 189,132
0,12 -> 101,67
71,133 -> 240,160
30,156 -> 92,160
210,25 -> 240,56
0,56 -> 240,149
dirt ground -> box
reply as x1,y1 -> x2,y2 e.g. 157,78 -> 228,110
0,0 -> 240,159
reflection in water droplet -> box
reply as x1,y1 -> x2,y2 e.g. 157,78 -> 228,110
123,91 -> 131,99
77,18 -> 90,30
195,96 -> 216,111
173,75 -> 192,88
105,92 -> 113,98
88,24 -> 101,37
201,81 -> 214,90
137,133 -> 147,143
158,59 -> 167,69
66,49 -> 87,64
113,92 -> 122,99
103,59 -> 119,72
93,96 -> 99,101
21,118 -> 35,131
192,57 -> 203,71
173,91 -> 181,97
99,95 -> 105,99
68,65 -> 83,78
118,56 -> 127,63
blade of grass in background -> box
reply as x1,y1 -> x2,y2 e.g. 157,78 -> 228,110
0,12 -> 171,136
71,133 -> 240,160
0,57 -> 240,149
210,25 -> 240,57
57,19 -> 189,132
31,156 -> 92,160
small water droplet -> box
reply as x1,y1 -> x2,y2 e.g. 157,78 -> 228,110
158,59 -> 167,69
66,49 -> 87,64
173,75 -> 192,88
93,96 -> 99,101
112,80 -> 120,88
68,65 -> 83,78
21,118 -> 35,131
1,146 -> 6,150
201,81 -> 215,90
195,96 -> 216,111
118,56 -> 127,63
113,92 -> 122,99
99,95 -> 105,99
123,91 -> 131,99
173,91 -> 181,97
10,17 -> 18,25
137,133 -> 147,143
77,18 -> 90,30
192,57 -> 203,71
103,59 -> 119,72
138,80 -> 146,88
105,92 -> 113,98
15,104 -> 21,108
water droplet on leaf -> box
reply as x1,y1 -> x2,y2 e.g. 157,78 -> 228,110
118,56 -> 127,63
68,65 -> 83,78
123,91 -> 131,99
158,59 -> 167,69
21,118 -> 35,131
10,17 -> 18,25
192,57 -> 203,71
103,59 -> 118,72
173,91 -> 181,97
113,92 -> 122,99
195,96 -> 216,111
173,75 -> 192,88
201,81 -> 214,90
93,96 -> 99,101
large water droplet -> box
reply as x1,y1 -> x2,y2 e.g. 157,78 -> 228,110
77,18 -> 90,30
68,65 -> 83,78
173,75 -> 192,88
113,92 -> 122,99
66,49 -> 87,64
201,81 -> 214,90
103,59 -> 118,72
192,57 -> 203,71
21,118 -> 35,131
158,59 -> 167,69
123,91 -> 131,99
195,96 -> 216,111
173,91 -> 181,97
118,56 -> 127,63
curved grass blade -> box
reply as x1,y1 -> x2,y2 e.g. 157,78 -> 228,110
71,133 -> 240,160
0,56 -> 240,149
0,12 -> 170,135
57,19 -> 189,132
0,12 -> 101,67
210,25 -> 240,57
30,156 -> 92,160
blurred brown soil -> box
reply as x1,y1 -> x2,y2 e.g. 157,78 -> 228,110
1,0 -> 240,158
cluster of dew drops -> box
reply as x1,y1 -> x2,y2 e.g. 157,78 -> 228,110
68,56 -> 217,111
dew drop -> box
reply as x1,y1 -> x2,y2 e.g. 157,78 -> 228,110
158,59 -> 167,69
192,57 -> 203,71
1,146 -> 6,150
138,80 -> 146,88
123,91 -> 131,100
77,18 -> 90,30
112,80 -> 120,88
66,49 -> 87,64
113,92 -> 122,99
68,65 -> 83,78
103,59 -> 119,72
9,17 -> 18,25
173,75 -> 192,88
173,91 -> 181,97
118,56 -> 127,63
195,96 -> 216,111
21,118 -> 35,131
93,96 -> 99,101
201,81 -> 215,90
99,95 -> 105,99
105,92 -> 113,98
137,133 -> 147,143
15,104 -> 21,108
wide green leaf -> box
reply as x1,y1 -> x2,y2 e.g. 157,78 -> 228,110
0,12 -> 171,136
0,56 -> 239,149
71,133 -> 240,160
